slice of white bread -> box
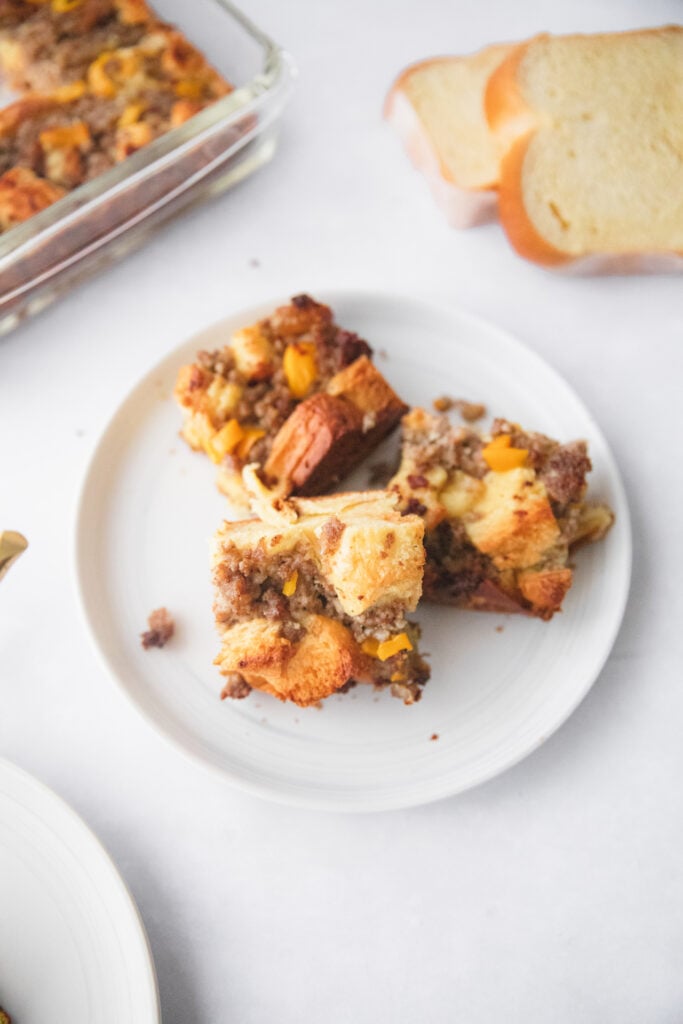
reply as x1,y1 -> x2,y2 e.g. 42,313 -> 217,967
385,44 -> 512,228
485,27 -> 683,270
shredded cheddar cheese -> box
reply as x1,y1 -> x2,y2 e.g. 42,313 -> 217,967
88,49 -> 139,98
482,434 -> 528,472
235,427 -> 265,461
283,342 -> 317,399
361,633 -> 413,661
174,78 -> 205,99
118,102 -> 146,128
52,80 -> 87,102
282,571 -> 298,597
377,633 -> 413,660
39,121 -> 90,151
205,419 -> 244,463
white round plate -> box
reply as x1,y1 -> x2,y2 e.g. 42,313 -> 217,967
76,291 -> 630,812
0,758 -> 159,1021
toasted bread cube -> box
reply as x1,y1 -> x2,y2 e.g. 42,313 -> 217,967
230,325 -> 275,382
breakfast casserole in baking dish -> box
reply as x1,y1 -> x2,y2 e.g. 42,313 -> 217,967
0,0 -> 231,230
0,0 -> 293,334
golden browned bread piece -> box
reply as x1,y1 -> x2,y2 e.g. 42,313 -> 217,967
390,409 -> 613,619
0,165 -> 65,229
175,296 -> 408,505
212,481 -> 429,707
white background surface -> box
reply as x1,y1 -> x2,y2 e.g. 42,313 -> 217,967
1,0 -> 682,1021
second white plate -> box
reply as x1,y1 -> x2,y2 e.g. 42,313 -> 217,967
75,291 -> 630,811
0,758 -> 159,1022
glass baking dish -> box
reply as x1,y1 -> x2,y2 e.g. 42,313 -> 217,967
0,0 -> 294,335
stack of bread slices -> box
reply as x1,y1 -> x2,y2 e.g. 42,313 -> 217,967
385,26 -> 683,272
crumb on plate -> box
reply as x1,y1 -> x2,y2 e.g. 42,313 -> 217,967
220,672 -> 252,700
433,395 -> 486,421
141,607 -> 175,649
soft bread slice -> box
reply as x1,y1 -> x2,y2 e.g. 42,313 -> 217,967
212,487 -> 429,707
385,44 -> 513,228
485,27 -> 683,270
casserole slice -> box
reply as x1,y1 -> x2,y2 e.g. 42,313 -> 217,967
175,295 -> 407,504
212,477 -> 430,706
390,409 -> 613,619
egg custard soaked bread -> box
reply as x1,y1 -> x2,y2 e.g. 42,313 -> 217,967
485,26 -> 683,270
390,410 -> 613,619
385,43 -> 512,228
175,295 -> 408,504
212,476 -> 430,707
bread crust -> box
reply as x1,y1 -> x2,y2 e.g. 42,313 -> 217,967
264,392 -> 366,495
483,38 -> 537,142
496,135 -> 574,267
265,355 -> 407,496
452,575 -> 568,619
485,36 -> 574,266
518,568 -> 572,615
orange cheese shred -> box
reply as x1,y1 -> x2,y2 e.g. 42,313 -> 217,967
205,419 -> 244,463
283,342 -> 317,399
482,434 -> 528,471
361,633 -> 413,661
282,571 -> 298,598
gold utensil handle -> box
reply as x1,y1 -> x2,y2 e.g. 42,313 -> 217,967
0,530 -> 28,582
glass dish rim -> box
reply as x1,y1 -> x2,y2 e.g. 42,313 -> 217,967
0,0 -> 292,261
